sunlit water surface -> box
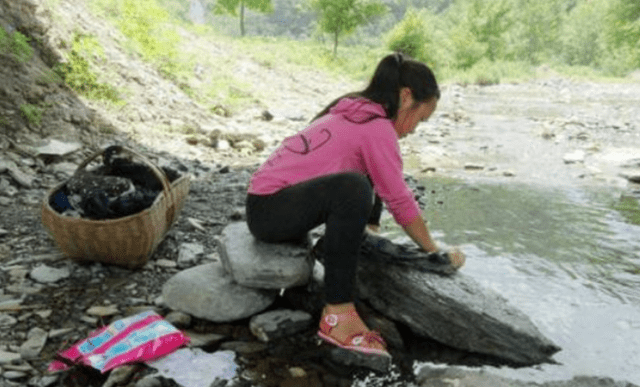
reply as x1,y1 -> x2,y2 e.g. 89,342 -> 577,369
381,176 -> 640,384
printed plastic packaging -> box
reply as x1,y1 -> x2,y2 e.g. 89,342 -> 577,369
48,310 -> 189,373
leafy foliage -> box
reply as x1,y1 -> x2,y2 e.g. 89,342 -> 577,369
386,8 -> 430,61
560,0 -> 606,66
603,0 -> 640,71
54,34 -> 121,102
0,29 -> 34,63
511,0 -> 564,63
311,0 -> 387,55
445,0 -> 515,69
118,0 -> 180,76
20,104 -> 44,127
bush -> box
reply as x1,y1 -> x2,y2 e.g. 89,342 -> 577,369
386,8 -> 429,61
20,104 -> 44,127
0,28 -> 34,63
54,34 -> 121,102
117,0 -> 180,77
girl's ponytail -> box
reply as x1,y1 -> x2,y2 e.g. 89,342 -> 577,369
312,52 -> 439,122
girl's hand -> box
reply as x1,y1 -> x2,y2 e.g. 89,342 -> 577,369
446,247 -> 466,269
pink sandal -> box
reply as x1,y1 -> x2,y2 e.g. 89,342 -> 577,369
317,311 -> 391,357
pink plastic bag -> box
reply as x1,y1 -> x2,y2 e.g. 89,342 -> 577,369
48,310 -> 189,373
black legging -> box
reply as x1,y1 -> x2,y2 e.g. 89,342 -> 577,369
246,173 -> 381,304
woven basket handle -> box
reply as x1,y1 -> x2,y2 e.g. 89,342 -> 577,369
74,146 -> 176,225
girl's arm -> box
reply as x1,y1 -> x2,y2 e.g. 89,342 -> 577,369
402,215 -> 439,252
403,215 -> 466,268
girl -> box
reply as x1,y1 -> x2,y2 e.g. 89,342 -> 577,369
246,53 -> 465,358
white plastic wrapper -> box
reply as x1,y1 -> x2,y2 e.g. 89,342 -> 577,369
147,347 -> 238,387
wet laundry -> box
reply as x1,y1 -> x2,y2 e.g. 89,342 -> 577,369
49,146 -> 181,220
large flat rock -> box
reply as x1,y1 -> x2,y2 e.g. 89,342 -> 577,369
312,234 -> 561,365
162,262 -> 277,322
355,236 -> 561,365
219,222 -> 314,289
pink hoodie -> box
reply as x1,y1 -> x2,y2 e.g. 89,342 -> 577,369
248,98 -> 421,227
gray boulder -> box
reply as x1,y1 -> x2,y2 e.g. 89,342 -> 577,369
219,222 -> 313,289
162,262 -> 277,322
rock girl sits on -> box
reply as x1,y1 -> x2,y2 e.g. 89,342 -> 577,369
246,53 -> 466,358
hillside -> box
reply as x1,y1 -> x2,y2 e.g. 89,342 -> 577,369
0,0 -> 357,166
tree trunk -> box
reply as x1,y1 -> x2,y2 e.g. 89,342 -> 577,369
240,1 -> 245,36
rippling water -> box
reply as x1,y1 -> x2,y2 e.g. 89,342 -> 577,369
382,176 -> 640,384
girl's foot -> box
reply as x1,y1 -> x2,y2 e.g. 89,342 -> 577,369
317,303 -> 390,357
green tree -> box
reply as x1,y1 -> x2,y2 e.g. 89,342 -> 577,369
561,0 -> 606,66
512,0 -> 564,64
606,0 -> 640,48
310,0 -> 387,55
214,0 -> 274,36
386,8 -> 430,61
446,0 -> 514,69
603,0 -> 640,71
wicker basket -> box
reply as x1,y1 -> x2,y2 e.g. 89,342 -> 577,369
41,146 -> 190,269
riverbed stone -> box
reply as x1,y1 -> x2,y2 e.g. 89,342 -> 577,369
162,262 -> 277,322
249,309 -> 313,342
219,222 -> 313,289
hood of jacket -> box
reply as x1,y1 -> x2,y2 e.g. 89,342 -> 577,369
329,97 -> 389,124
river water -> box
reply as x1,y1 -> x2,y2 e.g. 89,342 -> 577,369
381,80 -> 640,384
416,177 -> 640,384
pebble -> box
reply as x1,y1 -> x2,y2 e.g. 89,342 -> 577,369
29,264 -> 70,283
3,370 -> 28,379
35,309 -> 52,319
289,367 -> 306,378
249,309 -> 313,342
155,259 -> 177,268
185,331 -> 226,348
464,163 -> 485,170
80,315 -> 99,325
86,305 -> 120,317
0,350 -> 21,365
19,327 -> 48,360
0,313 -> 18,327
564,150 -> 586,164
164,311 -> 192,328
34,139 -> 82,157
177,242 -> 204,266
48,328 -> 74,338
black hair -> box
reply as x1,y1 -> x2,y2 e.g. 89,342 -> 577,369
312,52 -> 440,123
